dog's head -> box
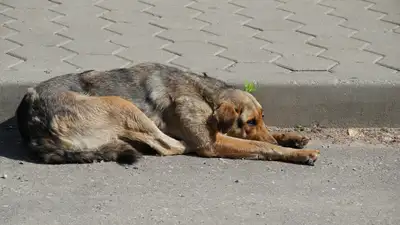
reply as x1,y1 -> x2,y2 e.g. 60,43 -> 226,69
212,89 -> 277,144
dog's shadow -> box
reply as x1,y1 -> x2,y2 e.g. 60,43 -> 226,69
0,117 -> 180,164
0,116 -> 38,163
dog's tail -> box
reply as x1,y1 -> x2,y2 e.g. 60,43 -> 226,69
15,88 -> 141,164
29,139 -> 141,164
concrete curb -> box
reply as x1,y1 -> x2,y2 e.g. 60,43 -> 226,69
1,70 -> 399,127
251,83 -> 400,128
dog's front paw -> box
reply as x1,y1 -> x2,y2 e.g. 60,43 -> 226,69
292,150 -> 320,166
275,132 -> 310,149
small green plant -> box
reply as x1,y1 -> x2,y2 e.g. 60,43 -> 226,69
244,80 -> 257,93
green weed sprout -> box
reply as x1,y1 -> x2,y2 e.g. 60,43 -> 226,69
244,80 -> 257,93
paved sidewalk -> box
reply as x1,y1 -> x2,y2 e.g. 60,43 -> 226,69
0,0 -> 400,126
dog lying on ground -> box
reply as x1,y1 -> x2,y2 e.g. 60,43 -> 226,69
16,62 -> 320,166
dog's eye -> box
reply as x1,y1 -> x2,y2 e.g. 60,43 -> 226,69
247,119 -> 257,126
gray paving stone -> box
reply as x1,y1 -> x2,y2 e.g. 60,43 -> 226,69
170,55 -> 233,73
320,49 -> 380,65
0,54 -> 22,71
2,9 -> 66,48
353,31 -> 400,48
0,25 -> 17,39
381,13 -> 400,25
145,4 -> 199,18
194,7 -> 247,23
333,60 -> 397,75
0,12 -> 14,25
0,0 -> 54,9
107,23 -> 169,49
10,45 -> 71,62
157,29 -> 216,43
96,0 -> 150,11
280,0 -> 332,15
140,0 -> 191,6
102,10 -> 156,24
106,21 -> 161,36
297,21 -> 354,37
164,42 -> 224,56
54,17 -> 108,31
51,4 -> 105,20
0,3 -> 12,13
9,45 -> 75,72
288,13 -> 343,30
9,30 -> 67,48
308,36 -> 365,50
255,30 -> 312,44
329,2 -> 397,32
370,0 -> 400,16
188,1 -> 240,14
2,8 -> 60,24
231,0 -> 280,9
207,34 -> 267,49
360,33 -> 400,71
320,0 -> 372,14
61,39 -> 120,55
203,23 -> 258,37
275,55 -> 337,72
0,39 -> 20,53
320,49 -> 397,73
263,42 -> 323,58
377,54 -> 400,71
238,4 -> 290,20
230,62 -> 289,74
116,46 -> 177,64
57,26 -> 116,43
112,33 -> 169,49
243,13 -> 300,32
364,42 -> 400,60
218,47 -> 277,63
65,54 -> 129,71
0,70 -> 66,84
150,16 -> 208,30
11,59 -> 77,73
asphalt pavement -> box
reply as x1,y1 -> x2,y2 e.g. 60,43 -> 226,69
1,116 -> 399,225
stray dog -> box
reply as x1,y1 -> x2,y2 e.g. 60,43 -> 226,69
16,62 -> 320,166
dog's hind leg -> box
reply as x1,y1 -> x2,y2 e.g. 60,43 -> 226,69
101,96 -> 187,156
122,130 -> 186,156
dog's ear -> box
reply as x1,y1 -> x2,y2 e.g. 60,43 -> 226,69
213,102 -> 239,133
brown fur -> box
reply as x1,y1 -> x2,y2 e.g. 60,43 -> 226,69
16,62 -> 320,166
